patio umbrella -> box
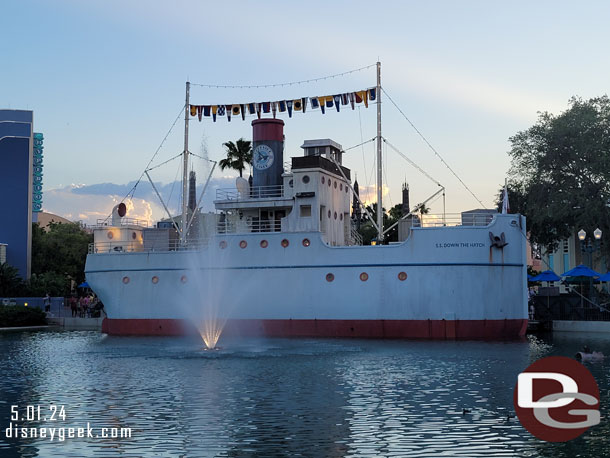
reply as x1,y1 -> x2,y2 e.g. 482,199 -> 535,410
598,272 -> 610,282
561,264 -> 601,279
561,265 -> 601,307
530,270 -> 561,282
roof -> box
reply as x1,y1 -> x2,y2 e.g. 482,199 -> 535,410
300,139 -> 343,151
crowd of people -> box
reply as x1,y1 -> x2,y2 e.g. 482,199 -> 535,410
68,294 -> 103,318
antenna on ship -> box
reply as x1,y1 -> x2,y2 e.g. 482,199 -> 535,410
181,81 -> 191,246
375,61 -> 383,243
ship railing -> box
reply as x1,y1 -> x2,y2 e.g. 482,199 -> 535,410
95,218 -> 150,228
409,212 -> 498,228
89,238 -> 210,254
216,219 -> 282,234
215,184 -> 284,201
346,221 -> 363,246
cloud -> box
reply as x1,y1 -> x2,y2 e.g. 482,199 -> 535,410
357,184 -> 391,207
43,176 -> 236,226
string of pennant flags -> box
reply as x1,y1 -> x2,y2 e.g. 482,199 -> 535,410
189,87 -> 377,122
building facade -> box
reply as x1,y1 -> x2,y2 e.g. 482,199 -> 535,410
0,109 -> 34,278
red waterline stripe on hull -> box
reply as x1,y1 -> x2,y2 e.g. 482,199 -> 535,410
102,318 -> 527,340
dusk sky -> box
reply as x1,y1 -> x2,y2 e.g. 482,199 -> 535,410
3,0 -> 610,224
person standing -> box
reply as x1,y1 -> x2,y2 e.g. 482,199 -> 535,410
43,293 -> 51,313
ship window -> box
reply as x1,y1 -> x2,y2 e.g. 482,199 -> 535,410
107,232 -> 113,239
239,240 -> 247,249
346,186 -> 349,193
328,210 -> 331,218
398,272 -> 407,281
302,238 -> 310,247
334,212 -> 337,220
321,176 -> 325,184
360,272 -> 369,282
328,179 -> 331,187
340,213 -> 343,221
122,276 -> 130,284
219,240 -> 227,249
300,205 -> 312,217
260,240 -> 268,248
334,181 -> 337,189
326,273 -> 334,282
289,179 -> 294,188
152,276 -> 159,284
340,183 -> 343,191
132,232 -> 137,240
181,275 -> 188,283
281,239 -> 289,248
302,175 -> 310,184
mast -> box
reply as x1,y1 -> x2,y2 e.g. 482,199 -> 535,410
376,61 -> 383,243
181,81 -> 190,246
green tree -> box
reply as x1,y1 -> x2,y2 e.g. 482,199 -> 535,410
506,96 -> 610,256
31,222 -> 92,294
219,138 -> 252,178
0,263 -> 24,297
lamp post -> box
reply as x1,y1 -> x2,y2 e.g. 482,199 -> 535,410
578,228 -> 602,269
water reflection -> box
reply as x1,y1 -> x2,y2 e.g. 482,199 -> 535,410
0,331 -> 609,456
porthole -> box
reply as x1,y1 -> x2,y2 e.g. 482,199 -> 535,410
239,240 -> 247,249
289,179 -> 294,188
334,212 -> 337,220
346,186 -> 349,193
302,238 -> 310,247
398,272 -> 408,281
326,273 -> 335,282
260,240 -> 268,248
340,213 -> 343,221
281,239 -> 289,248
328,179 -> 331,187
219,240 -> 227,249
334,181 -> 337,189
122,276 -> 130,284
152,276 -> 159,284
340,183 -> 343,191
132,232 -> 137,240
360,272 -> 369,282
107,232 -> 114,239
328,210 -> 331,218
181,275 -> 188,284
302,175 -> 310,184
321,176 -> 325,184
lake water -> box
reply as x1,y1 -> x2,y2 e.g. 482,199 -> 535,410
1,330 -> 609,457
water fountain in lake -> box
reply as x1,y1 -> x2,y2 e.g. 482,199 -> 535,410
197,308 -> 225,350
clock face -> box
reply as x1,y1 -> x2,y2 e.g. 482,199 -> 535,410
253,144 -> 275,170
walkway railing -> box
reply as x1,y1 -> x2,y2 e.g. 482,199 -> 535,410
216,185 -> 284,201
409,212 -> 497,228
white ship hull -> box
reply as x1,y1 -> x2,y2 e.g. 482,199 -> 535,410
85,214 -> 528,339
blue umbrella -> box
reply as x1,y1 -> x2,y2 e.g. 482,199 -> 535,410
530,270 -> 561,282
598,272 -> 610,282
78,281 -> 89,288
561,264 -> 601,279
561,264 -> 600,308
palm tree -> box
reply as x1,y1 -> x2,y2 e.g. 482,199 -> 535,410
219,138 -> 252,178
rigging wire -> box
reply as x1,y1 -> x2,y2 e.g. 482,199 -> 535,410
381,87 -> 486,208
357,107 -> 369,189
146,152 -> 184,172
190,64 -> 376,89
123,104 -> 186,203
340,137 -> 376,154
383,140 -> 392,208
382,138 -> 443,188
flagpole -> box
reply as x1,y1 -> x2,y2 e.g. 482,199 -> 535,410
376,61 -> 383,243
181,81 -> 190,246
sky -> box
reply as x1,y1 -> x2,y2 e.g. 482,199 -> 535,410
3,0 -> 610,224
